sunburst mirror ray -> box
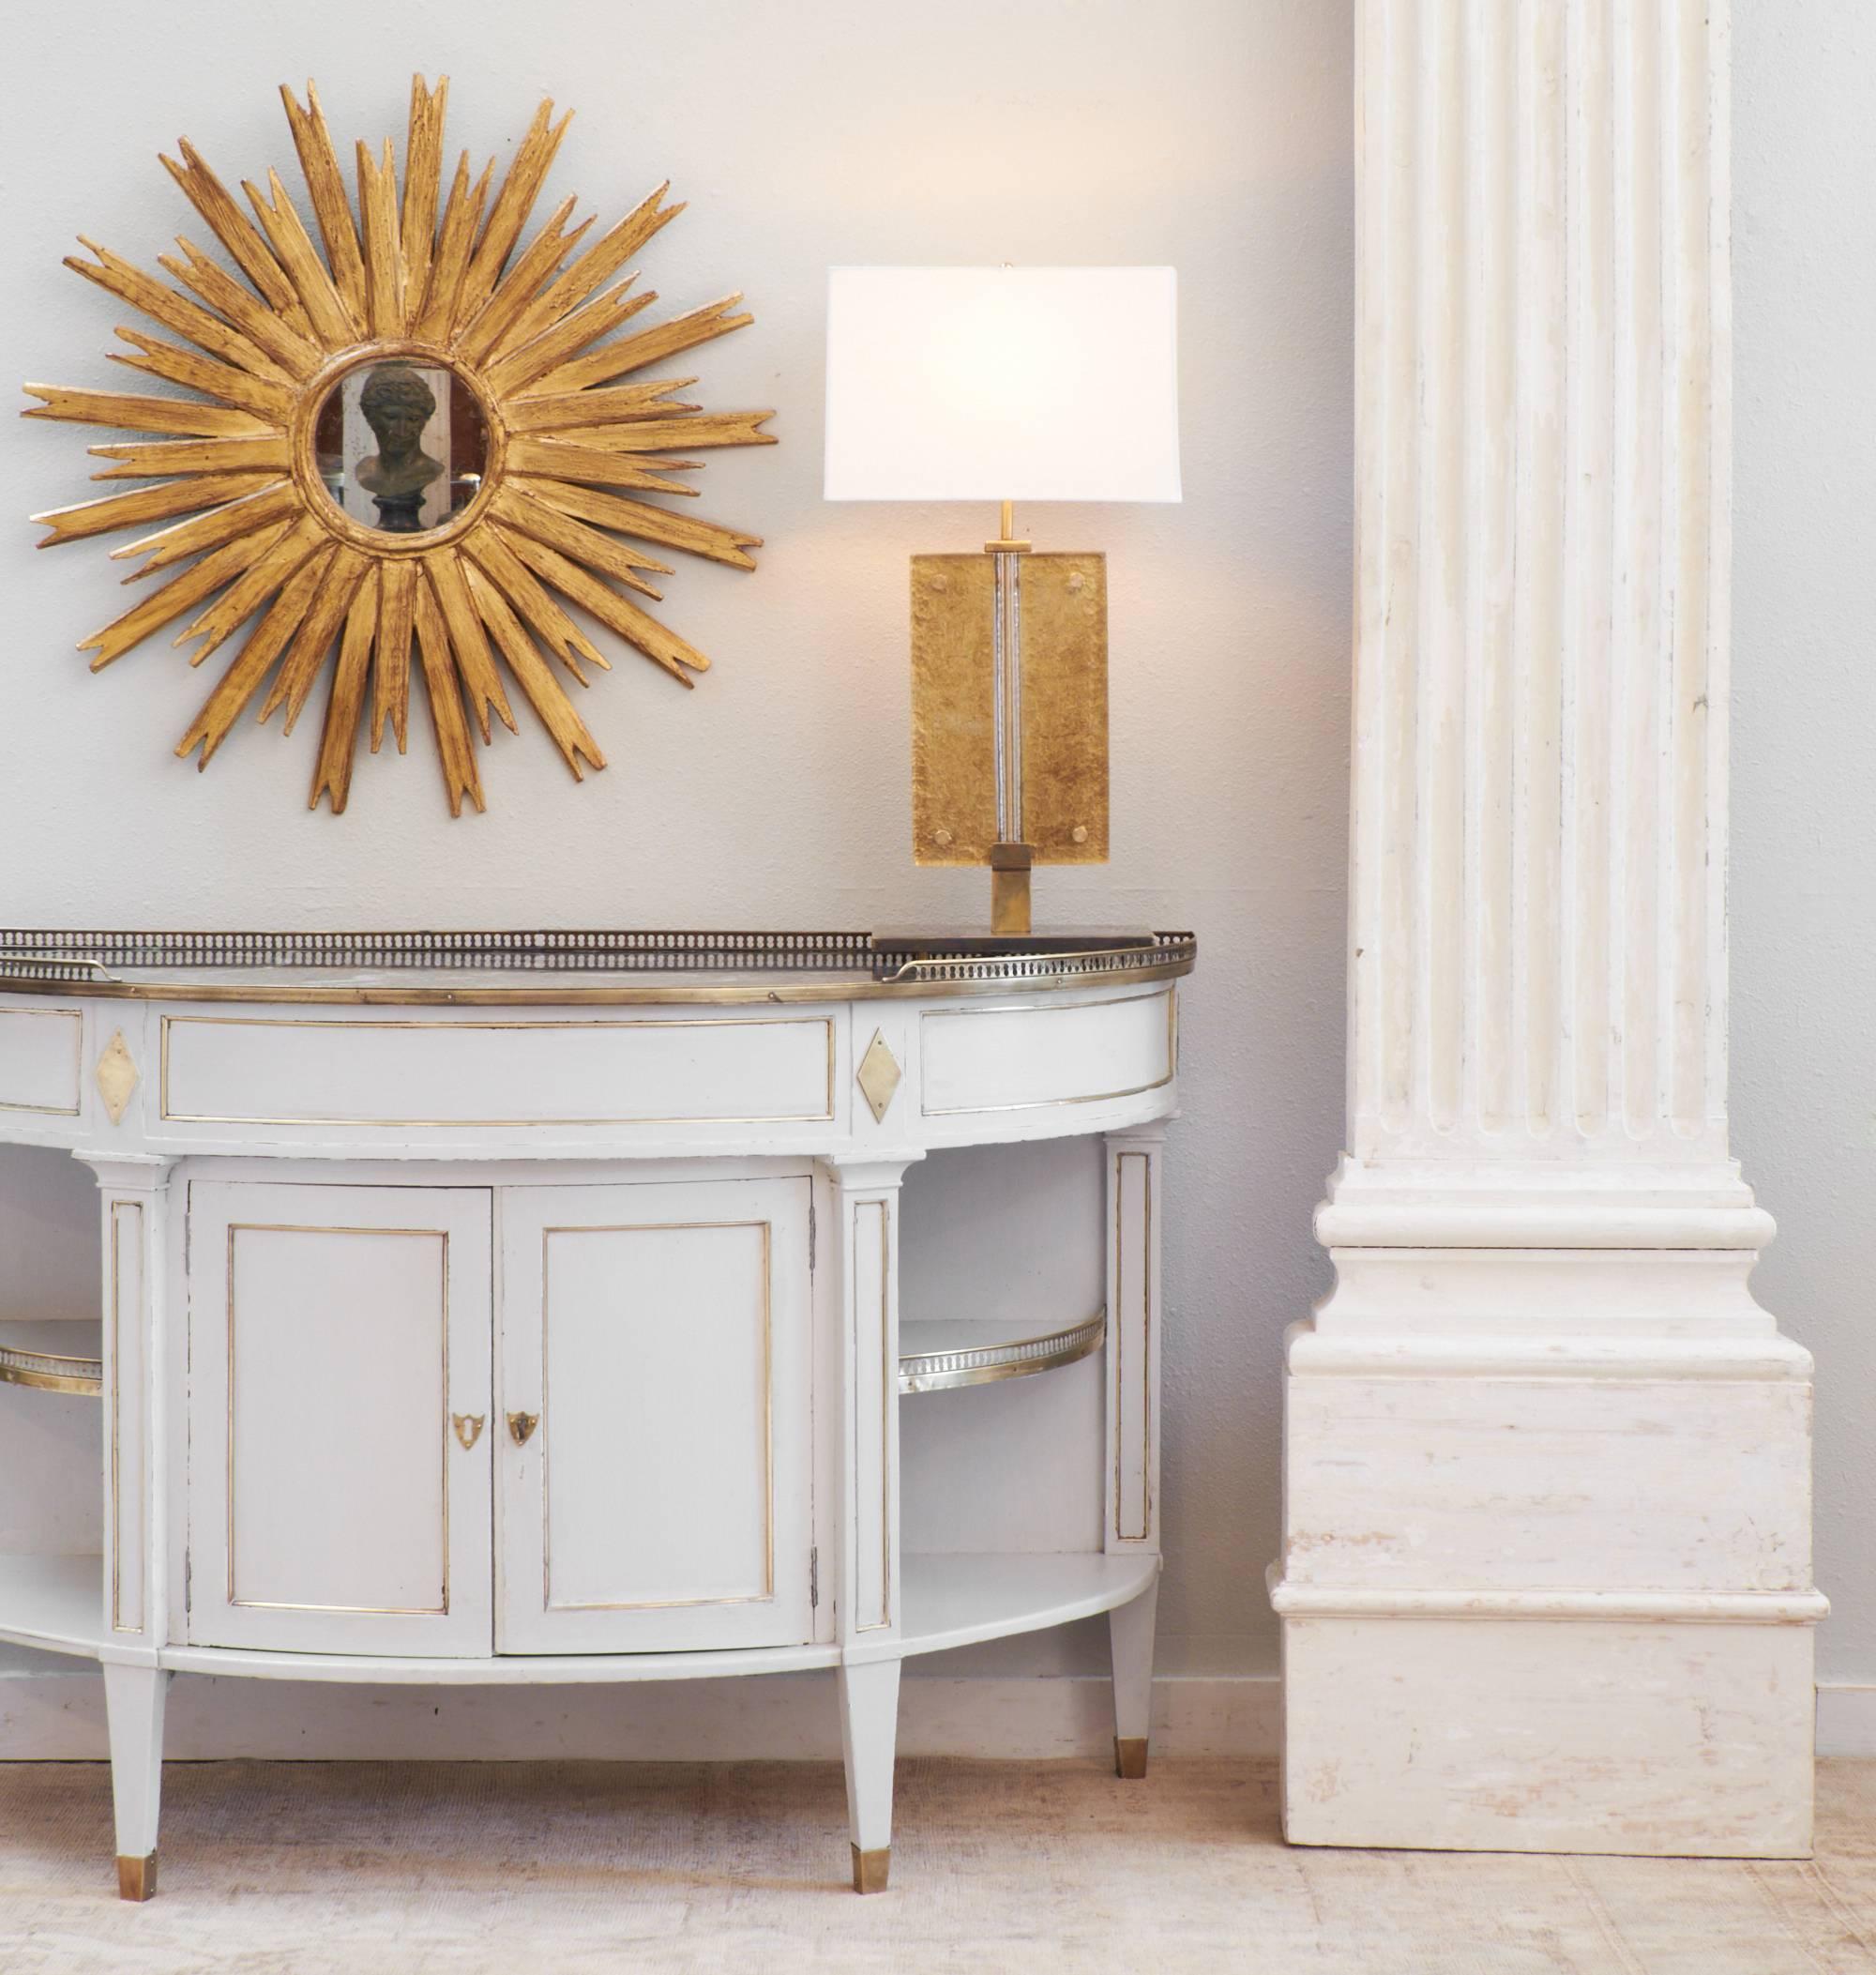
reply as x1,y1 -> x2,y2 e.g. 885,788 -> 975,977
23,73 -> 774,816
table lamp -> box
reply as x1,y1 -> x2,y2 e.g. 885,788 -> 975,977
825,266 -> 1180,943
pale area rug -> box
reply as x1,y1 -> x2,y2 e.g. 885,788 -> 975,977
1,1756 -> 1872,1973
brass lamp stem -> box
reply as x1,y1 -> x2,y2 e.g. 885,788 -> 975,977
991,843 -> 1033,934
988,499 -> 1034,935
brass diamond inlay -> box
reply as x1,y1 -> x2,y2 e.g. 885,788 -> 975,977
96,1030 -> 140,1126
856,1030 -> 902,1124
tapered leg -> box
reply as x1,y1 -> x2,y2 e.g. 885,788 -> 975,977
839,1656 -> 901,1892
102,1662 -> 169,1900
1109,1578 -> 1158,1779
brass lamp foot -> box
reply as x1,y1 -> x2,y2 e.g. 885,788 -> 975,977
851,1844 -> 891,1894
117,1852 -> 158,1902
1114,1736 -> 1149,1781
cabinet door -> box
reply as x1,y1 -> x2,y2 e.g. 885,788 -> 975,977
188,1182 -> 492,1656
497,1177 -> 814,1654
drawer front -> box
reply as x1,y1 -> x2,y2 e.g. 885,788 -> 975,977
159,1012 -> 836,1130
0,1005 -> 83,1116
919,989 -> 1174,1117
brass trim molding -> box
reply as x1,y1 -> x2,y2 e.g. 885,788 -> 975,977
897,1309 -> 1106,1394
96,1031 -> 141,1126
871,940 -> 1175,987
851,1845 -> 890,1895
0,929 -> 1196,1007
6,927 -> 876,975
0,1362 -> 102,1395
117,1852 -> 157,1903
855,1030 -> 902,1125
0,1330 -> 104,1395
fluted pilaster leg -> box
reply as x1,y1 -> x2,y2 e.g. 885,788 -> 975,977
1109,1576 -> 1157,1779
103,1662 -> 168,1900
820,1157 -> 914,1892
839,1657 -> 900,1893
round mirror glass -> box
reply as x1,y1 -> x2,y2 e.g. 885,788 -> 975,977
311,359 -> 491,536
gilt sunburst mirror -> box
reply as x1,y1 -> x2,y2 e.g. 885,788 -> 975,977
23,75 -> 775,815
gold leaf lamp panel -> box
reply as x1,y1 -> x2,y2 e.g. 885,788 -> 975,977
824,266 -> 1180,939
23,75 -> 776,815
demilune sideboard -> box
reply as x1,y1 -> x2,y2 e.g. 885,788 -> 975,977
0,928 -> 1191,1898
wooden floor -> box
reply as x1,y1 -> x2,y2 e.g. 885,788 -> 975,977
0,1756 -> 1871,1971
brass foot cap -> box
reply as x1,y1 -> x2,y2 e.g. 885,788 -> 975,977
851,1844 -> 891,1894
117,1852 -> 157,1902
1115,1736 -> 1149,1781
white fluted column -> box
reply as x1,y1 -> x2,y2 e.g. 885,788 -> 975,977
1272,0 -> 1823,1857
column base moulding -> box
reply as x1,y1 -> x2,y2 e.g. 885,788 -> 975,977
1289,1328 -> 1814,1382
1277,1307 -> 1823,1859
1277,1610 -> 1819,1859
1313,1162 -> 1775,1253
1269,1578 -> 1829,1626
1309,1241 -> 1793,1342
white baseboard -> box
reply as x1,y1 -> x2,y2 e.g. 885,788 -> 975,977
4,1656 -> 1868,1763
0,1653 -> 1281,1761
1816,1685 -> 1876,1756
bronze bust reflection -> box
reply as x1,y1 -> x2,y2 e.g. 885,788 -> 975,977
354,363 -> 445,533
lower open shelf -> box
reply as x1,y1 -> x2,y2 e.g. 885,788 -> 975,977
0,1553 -> 103,1658
0,1549 -> 1157,1681
896,1551 -> 1157,1659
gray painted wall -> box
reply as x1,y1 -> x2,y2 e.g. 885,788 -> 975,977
1732,0 -> 1876,1689
0,0 -> 1354,1696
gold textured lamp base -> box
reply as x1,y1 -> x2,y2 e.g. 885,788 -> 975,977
1114,1737 -> 1149,1781
851,1844 -> 891,1894
117,1852 -> 157,1902
910,553 -> 1109,866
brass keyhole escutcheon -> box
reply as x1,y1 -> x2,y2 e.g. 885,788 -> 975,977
452,1414 -> 485,1452
507,1410 -> 540,1447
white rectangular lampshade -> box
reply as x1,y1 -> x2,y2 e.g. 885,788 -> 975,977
824,266 -> 1181,504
